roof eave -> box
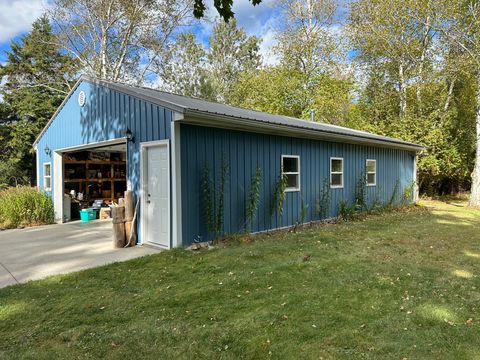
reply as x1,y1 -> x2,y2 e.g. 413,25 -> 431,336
81,75 -> 187,113
180,109 -> 425,152
32,75 -> 188,147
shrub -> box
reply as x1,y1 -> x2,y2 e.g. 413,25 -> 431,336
0,187 -> 54,229
201,157 -> 230,239
316,178 -> 330,219
245,167 -> 262,231
355,171 -> 367,211
339,199 -> 356,221
402,181 -> 416,205
270,173 -> 288,219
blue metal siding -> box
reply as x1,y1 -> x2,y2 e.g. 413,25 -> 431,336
36,80 -> 173,201
181,124 -> 415,245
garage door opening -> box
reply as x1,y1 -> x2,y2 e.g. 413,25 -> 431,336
62,142 -> 127,221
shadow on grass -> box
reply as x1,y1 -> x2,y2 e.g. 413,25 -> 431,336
432,213 -> 479,227
1,201 -> 480,358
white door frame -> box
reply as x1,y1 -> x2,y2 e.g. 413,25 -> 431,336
140,139 -> 171,248
53,151 -> 64,223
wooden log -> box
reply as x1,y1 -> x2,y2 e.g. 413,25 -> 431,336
125,220 -> 137,246
111,206 -> 125,223
124,190 -> 134,221
113,222 -> 126,248
112,206 -> 126,248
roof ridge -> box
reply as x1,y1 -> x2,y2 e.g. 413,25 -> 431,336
81,74 -> 324,126
75,75 -> 423,151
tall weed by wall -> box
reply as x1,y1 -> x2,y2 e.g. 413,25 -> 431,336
0,187 -> 54,229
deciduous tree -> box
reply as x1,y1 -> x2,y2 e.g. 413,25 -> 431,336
430,0 -> 480,206
159,32 -> 214,99
207,19 -> 261,102
193,0 -> 262,21
49,0 -> 193,83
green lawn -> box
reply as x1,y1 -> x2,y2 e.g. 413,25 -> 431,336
1,200 -> 480,359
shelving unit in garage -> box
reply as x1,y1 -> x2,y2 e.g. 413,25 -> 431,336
64,159 -> 126,203
63,151 -> 127,208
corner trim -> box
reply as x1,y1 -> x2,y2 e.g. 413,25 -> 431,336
53,152 -> 64,223
171,120 -> 182,247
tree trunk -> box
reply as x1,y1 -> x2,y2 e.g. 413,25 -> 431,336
469,73 -> 480,207
416,16 -> 431,115
399,61 -> 407,118
444,78 -> 455,112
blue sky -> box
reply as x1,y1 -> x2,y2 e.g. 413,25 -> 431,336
0,0 -> 282,66
0,0 -> 46,63
0,0 -> 352,69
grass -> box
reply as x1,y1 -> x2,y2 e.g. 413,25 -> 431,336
0,186 -> 54,229
1,200 -> 480,359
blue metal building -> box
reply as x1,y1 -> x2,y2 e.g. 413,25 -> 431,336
34,76 -> 423,248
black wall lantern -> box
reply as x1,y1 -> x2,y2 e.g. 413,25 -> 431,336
44,144 -> 52,156
125,128 -> 135,143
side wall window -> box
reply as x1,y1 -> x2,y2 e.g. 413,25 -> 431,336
282,155 -> 300,192
43,162 -> 52,191
330,157 -> 343,188
366,159 -> 376,186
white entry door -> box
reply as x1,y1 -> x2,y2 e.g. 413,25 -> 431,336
143,142 -> 170,248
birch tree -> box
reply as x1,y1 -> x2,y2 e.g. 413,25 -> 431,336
207,19 -> 262,102
159,32 -> 214,99
275,0 -> 341,78
49,0 -> 193,83
432,0 -> 480,206
348,0 -> 436,118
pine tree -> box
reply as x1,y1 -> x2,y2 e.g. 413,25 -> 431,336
0,16 -> 78,186
207,19 -> 262,102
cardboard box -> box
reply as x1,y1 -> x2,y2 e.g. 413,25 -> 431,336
100,207 -> 111,220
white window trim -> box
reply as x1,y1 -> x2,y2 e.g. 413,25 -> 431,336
43,162 -> 52,191
366,159 -> 377,187
330,157 -> 344,189
281,154 -> 300,192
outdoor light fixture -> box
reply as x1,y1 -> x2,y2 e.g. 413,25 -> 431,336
44,144 -> 52,156
125,128 -> 135,143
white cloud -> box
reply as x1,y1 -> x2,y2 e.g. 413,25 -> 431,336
231,0 -> 277,35
0,0 -> 46,43
258,25 -> 279,66
232,0 -> 280,65
195,0 -> 281,66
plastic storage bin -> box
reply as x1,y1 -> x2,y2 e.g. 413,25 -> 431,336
80,209 -> 96,222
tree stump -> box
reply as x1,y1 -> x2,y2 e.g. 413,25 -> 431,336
125,220 -> 136,247
112,206 -> 125,248
123,190 -> 136,246
124,190 -> 134,221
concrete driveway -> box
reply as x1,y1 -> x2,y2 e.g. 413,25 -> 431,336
0,220 -> 160,288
